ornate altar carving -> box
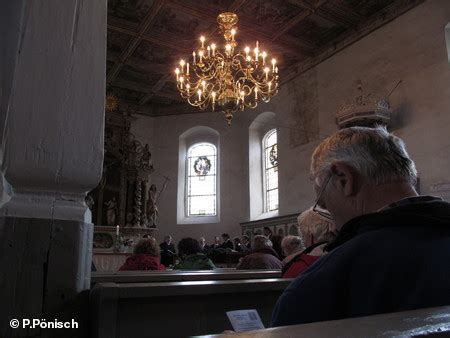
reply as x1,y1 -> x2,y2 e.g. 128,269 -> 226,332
89,111 -> 157,229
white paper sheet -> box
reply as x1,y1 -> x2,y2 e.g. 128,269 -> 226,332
226,309 -> 265,332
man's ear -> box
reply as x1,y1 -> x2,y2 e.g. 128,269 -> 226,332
330,162 -> 356,196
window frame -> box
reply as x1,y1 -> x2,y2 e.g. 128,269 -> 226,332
262,129 -> 279,213
185,142 -> 217,217
177,127 -> 220,225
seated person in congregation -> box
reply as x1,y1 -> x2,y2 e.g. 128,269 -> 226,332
119,237 -> 165,271
263,226 -> 273,240
233,236 -> 244,252
280,236 -> 305,275
159,235 -> 176,267
282,208 -> 337,278
271,126 -> 450,327
241,235 -> 251,251
199,236 -> 209,254
211,236 -> 221,249
236,235 -> 283,270
219,233 -> 234,250
174,237 -> 216,270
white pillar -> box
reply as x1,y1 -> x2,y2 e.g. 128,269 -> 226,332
0,0 -> 106,336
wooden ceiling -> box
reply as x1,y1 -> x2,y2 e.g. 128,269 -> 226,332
107,0 -> 422,117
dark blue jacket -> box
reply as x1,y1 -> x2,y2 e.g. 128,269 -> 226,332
271,196 -> 450,327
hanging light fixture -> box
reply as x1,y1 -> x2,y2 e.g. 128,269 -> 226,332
174,12 -> 279,126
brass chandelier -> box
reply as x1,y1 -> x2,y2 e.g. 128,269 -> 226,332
174,12 -> 279,126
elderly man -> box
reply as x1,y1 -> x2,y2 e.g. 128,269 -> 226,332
271,126 -> 450,326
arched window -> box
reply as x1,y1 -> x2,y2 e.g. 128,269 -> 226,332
186,143 -> 217,216
263,129 -> 278,212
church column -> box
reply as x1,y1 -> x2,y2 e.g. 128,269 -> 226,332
0,0 -> 106,337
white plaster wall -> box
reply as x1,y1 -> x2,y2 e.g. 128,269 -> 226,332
150,111 -> 254,243
133,0 -> 450,244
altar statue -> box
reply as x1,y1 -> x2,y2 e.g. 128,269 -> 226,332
147,177 -> 169,228
105,197 -> 118,225
85,194 -> 95,211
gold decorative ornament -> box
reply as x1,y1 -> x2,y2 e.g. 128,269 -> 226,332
105,94 -> 118,112
174,12 -> 279,126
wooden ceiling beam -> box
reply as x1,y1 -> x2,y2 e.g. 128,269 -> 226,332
139,74 -> 173,105
228,0 -> 248,12
107,0 -> 166,86
287,0 -> 359,28
315,7 -> 359,28
273,0 -> 333,42
108,22 -> 194,54
112,78 -> 181,101
167,0 -> 315,53
107,51 -> 170,74
271,9 -> 313,41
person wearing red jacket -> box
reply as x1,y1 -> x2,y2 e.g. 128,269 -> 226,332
119,237 -> 165,271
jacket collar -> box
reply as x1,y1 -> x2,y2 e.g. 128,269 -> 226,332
325,196 -> 450,252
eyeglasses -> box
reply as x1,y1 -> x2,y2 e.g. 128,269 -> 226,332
312,173 -> 334,220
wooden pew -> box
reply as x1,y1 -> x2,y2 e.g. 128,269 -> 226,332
90,278 -> 291,338
198,305 -> 450,337
91,269 -> 282,285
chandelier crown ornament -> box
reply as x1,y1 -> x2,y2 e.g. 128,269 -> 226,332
175,12 -> 279,126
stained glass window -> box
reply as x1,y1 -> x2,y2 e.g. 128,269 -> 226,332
187,143 -> 217,216
263,129 -> 278,212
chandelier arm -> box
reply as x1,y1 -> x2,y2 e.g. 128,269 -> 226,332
190,62 -> 223,84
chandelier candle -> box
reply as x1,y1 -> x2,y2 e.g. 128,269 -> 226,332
174,12 -> 279,126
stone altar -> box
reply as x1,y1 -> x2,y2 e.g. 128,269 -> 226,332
92,225 -> 158,271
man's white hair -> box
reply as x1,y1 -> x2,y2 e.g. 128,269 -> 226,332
311,126 -> 417,186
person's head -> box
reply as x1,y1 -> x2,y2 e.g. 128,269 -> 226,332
310,126 -> 418,229
199,236 -> 206,247
281,236 -> 305,257
297,208 -> 337,247
233,237 -> 241,245
164,235 -> 172,244
178,237 -> 201,258
214,236 -> 220,244
242,235 -> 250,244
134,237 -> 160,256
263,227 -> 272,237
253,235 -> 273,251
222,233 -> 230,241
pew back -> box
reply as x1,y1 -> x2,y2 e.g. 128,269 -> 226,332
91,269 -> 281,285
90,278 -> 291,338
